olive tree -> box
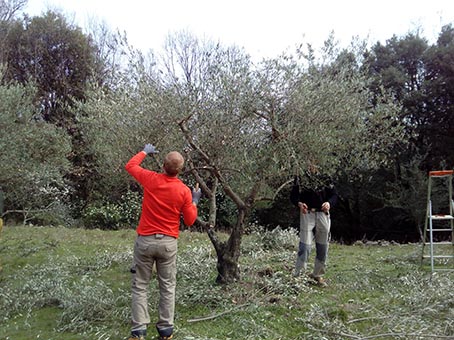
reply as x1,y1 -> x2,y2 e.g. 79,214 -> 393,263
79,31 -> 405,283
161,33 -> 405,283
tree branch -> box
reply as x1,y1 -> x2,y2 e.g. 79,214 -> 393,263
306,326 -> 454,340
178,117 -> 245,209
187,303 -> 250,323
194,218 -> 222,254
178,118 -> 211,163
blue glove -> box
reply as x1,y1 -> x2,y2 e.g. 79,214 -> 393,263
192,187 -> 202,204
143,143 -> 159,155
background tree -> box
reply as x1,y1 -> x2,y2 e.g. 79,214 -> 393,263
0,0 -> 26,66
361,31 -> 454,171
0,71 -> 72,224
0,11 -> 108,214
1,11 -> 97,124
422,24 -> 454,169
84,17 -> 134,88
0,0 -> 27,22
358,29 -> 454,242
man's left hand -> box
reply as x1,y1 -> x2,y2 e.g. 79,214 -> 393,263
298,202 -> 308,214
143,144 -> 159,155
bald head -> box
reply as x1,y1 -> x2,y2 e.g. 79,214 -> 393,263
163,151 -> 184,177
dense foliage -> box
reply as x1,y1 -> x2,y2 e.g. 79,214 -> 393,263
0,75 -> 72,224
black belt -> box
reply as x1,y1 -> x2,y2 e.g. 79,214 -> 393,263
308,208 -> 329,215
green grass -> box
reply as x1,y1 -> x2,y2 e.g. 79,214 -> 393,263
1,225 -> 453,340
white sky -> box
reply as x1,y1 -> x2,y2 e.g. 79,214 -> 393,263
24,0 -> 454,60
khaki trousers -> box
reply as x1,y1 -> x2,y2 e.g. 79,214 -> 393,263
295,211 -> 331,277
131,234 -> 177,336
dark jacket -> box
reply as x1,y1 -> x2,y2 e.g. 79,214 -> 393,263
290,176 -> 338,211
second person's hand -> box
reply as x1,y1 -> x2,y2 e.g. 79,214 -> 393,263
192,183 -> 202,205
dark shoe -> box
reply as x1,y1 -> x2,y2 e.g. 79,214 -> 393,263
308,273 -> 328,287
157,326 -> 173,340
127,329 -> 146,340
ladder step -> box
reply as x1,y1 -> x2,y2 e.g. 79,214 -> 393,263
429,170 -> 454,177
430,215 -> 453,220
423,241 -> 454,245
422,255 -> 454,259
429,228 -> 453,232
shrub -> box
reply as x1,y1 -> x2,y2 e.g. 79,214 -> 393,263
82,191 -> 141,229
243,223 -> 298,252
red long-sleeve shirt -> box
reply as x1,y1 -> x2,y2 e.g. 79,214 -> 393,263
125,151 -> 197,238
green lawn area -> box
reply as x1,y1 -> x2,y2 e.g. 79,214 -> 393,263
0,225 -> 453,340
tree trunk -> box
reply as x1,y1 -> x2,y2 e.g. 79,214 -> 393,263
215,246 -> 240,284
209,209 -> 245,284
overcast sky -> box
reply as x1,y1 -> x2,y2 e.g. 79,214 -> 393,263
24,0 -> 454,60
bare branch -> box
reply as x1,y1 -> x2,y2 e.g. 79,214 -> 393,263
187,303 -> 250,323
0,0 -> 27,21
178,118 -> 211,163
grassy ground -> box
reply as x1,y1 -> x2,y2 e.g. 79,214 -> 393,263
0,225 -> 453,340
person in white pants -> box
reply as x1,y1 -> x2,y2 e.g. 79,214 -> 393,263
290,171 -> 338,287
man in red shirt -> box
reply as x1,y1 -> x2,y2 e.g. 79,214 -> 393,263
125,144 -> 201,340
